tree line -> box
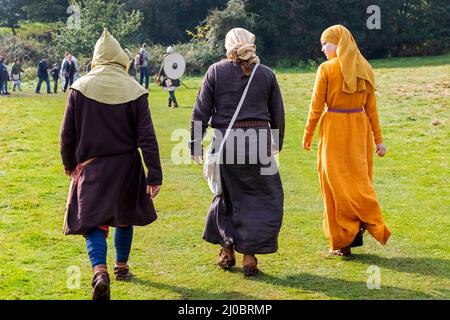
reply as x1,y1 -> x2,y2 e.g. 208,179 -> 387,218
1,0 -> 448,72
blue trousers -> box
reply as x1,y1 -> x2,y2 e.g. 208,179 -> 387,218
36,77 -> 50,93
0,80 -> 7,93
85,226 -> 134,268
140,66 -> 149,89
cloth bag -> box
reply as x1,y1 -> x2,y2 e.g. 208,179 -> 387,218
203,64 -> 260,195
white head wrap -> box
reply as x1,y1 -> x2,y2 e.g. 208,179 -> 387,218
225,28 -> 260,64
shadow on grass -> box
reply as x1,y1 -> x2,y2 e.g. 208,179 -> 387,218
248,272 -> 435,299
351,254 -> 450,279
130,277 -> 256,300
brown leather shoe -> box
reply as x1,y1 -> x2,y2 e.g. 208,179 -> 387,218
217,246 -> 236,269
114,264 -> 133,281
243,254 -> 259,277
92,270 -> 110,300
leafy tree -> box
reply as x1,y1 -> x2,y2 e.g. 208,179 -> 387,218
119,0 -> 227,44
187,0 -> 256,65
0,0 -> 25,35
21,0 -> 70,22
247,0 -> 450,63
54,0 -> 142,58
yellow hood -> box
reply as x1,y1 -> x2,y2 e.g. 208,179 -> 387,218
71,29 -> 147,105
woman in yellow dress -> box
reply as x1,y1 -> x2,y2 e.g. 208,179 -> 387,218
303,25 -> 391,256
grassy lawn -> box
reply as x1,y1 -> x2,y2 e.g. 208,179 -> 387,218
0,54 -> 449,300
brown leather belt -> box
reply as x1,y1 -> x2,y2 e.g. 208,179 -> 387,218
214,120 -> 270,129
327,107 -> 364,113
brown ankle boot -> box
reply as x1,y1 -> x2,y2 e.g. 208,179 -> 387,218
92,268 -> 110,300
243,254 -> 259,277
114,264 -> 133,281
217,245 -> 236,269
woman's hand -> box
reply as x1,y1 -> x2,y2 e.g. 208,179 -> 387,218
147,185 -> 161,199
192,155 -> 203,165
376,143 -> 387,157
303,140 -> 312,151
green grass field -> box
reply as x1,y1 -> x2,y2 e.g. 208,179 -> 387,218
0,54 -> 449,300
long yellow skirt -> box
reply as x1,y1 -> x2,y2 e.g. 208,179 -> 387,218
317,111 -> 391,250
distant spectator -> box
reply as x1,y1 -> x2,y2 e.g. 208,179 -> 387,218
156,46 -> 180,108
134,52 -> 141,72
138,43 -> 150,89
62,53 -> 77,92
51,63 -> 60,94
11,58 -> 25,92
127,56 -> 138,81
35,56 -> 51,94
61,52 -> 78,88
0,56 -> 11,95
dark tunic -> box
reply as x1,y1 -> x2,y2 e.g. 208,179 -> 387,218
60,89 -> 162,235
37,60 -> 49,79
11,64 -> 24,79
62,60 -> 76,78
190,60 -> 285,254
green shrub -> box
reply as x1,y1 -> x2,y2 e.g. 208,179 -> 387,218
0,35 -> 56,67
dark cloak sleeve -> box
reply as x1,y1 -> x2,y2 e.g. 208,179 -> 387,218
136,98 -> 163,185
268,73 -> 285,152
60,90 -> 77,171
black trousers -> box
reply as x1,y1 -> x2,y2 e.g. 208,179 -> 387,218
53,77 -> 58,93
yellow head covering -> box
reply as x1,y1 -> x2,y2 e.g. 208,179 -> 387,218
71,29 -> 147,105
321,24 -> 375,93
225,28 -> 260,64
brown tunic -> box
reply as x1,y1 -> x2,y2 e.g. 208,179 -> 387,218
60,89 -> 162,235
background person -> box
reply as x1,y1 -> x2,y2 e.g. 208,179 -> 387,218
62,53 -> 77,92
61,52 -> 78,89
11,58 -> 24,92
0,56 -> 10,95
51,63 -> 60,93
35,56 -> 51,94
138,43 -> 150,89
156,46 -> 180,108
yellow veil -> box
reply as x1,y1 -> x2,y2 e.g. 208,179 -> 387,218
321,25 -> 375,93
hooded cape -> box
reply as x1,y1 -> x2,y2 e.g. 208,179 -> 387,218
71,29 -> 147,105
